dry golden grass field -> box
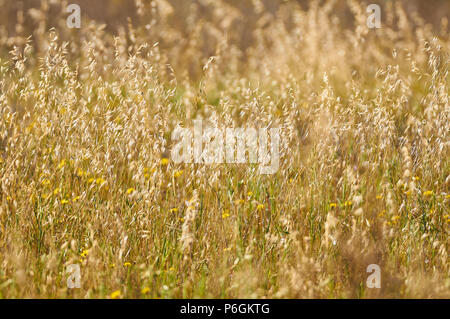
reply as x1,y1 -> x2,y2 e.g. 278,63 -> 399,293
0,0 -> 449,299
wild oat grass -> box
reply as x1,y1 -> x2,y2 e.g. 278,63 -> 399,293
0,0 -> 448,298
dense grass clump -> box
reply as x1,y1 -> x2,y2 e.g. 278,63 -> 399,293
0,0 -> 448,298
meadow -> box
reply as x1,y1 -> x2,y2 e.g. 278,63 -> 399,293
0,0 -> 448,298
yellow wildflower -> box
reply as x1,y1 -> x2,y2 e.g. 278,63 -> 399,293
96,177 -> 106,185
376,195 -> 383,200
73,196 -> 80,202
80,249 -> 89,258
423,191 -> 433,197
110,290 -> 121,299
61,199 -> 69,205
123,262 -> 131,267
222,211 -> 230,219
41,179 -> 50,186
160,158 -> 169,166
173,170 -> 183,178
126,188 -> 135,195
391,215 -> 400,224
58,160 -> 66,169
141,287 -> 150,294
169,208 -> 178,213
329,203 -> 337,209
53,188 -> 60,195
257,204 -> 264,210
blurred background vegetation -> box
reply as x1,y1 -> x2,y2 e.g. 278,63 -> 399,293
0,0 -> 448,78
1,0 -> 448,33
